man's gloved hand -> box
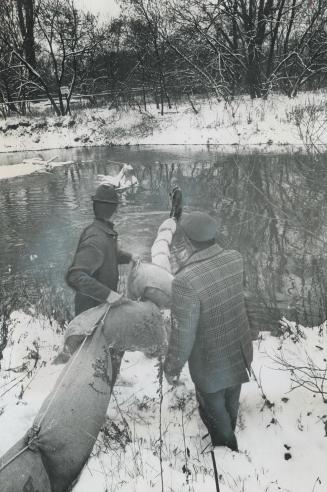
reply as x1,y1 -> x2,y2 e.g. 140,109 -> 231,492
106,291 -> 124,306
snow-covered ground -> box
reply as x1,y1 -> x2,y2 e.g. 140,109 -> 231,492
1,91 -> 327,155
1,311 -> 326,492
1,89 -> 327,490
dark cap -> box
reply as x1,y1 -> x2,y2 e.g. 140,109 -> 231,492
181,212 -> 217,242
92,184 -> 119,204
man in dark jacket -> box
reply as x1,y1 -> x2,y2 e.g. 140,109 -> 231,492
66,184 -> 134,384
164,212 -> 253,451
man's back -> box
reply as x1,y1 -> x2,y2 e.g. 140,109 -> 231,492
164,212 -> 253,451
172,243 -> 253,393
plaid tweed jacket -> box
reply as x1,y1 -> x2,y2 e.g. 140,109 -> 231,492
164,244 -> 253,393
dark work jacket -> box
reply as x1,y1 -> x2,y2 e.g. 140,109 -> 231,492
66,219 -> 131,315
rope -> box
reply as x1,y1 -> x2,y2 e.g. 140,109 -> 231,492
0,444 -> 31,474
36,304 -> 111,428
0,304 -> 111,474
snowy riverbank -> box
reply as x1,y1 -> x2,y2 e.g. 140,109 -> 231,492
1,91 -> 327,155
1,311 -> 326,492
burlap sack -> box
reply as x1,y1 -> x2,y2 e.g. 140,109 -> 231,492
22,325 -> 111,492
103,300 -> 167,355
151,218 -> 176,272
0,301 -> 167,492
60,302 -> 109,355
151,252 -> 171,272
0,438 -> 51,492
157,218 -> 177,235
64,300 -> 167,358
151,239 -> 171,269
127,262 -> 173,308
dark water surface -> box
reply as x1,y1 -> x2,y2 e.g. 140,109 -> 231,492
1,145 -> 327,328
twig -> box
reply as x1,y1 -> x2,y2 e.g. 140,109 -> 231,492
250,366 -> 275,411
157,356 -> 164,492
210,450 -> 220,492
181,407 -> 191,489
270,349 -> 327,403
312,476 -> 322,492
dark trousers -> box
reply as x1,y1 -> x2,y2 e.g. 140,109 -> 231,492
196,384 -> 242,451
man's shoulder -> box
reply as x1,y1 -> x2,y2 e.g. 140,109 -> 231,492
79,221 -> 99,237
205,247 -> 243,264
182,247 -> 243,277
78,221 -> 109,247
199,245 -> 242,262
220,248 -> 243,262
172,272 -> 197,298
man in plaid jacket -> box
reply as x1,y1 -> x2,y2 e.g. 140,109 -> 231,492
164,212 -> 253,451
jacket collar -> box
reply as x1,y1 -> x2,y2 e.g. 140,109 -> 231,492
93,219 -> 117,237
178,243 -> 224,272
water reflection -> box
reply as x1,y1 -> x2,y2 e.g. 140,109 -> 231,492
0,147 -> 326,328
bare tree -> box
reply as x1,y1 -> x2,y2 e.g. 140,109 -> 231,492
122,0 -> 172,114
1,0 -> 327,116
126,0 -> 327,99
271,323 -> 327,404
16,0 -> 36,67
33,0 -> 100,115
0,0 -> 28,115
0,0 -> 101,116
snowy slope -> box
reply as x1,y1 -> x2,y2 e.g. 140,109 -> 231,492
1,312 -> 326,491
1,91 -> 327,154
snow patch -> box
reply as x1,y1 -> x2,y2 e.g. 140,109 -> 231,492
1,312 -> 327,490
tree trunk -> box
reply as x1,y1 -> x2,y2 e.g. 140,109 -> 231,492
58,92 -> 66,116
16,0 -> 36,67
247,43 -> 262,98
266,0 -> 286,80
142,65 -> 147,111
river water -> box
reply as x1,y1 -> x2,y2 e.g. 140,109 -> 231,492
1,145 -> 327,329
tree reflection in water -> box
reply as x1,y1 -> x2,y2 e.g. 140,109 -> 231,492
1,151 -> 327,330
136,154 -> 327,329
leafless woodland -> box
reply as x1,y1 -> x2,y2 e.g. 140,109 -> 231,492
1,0 -> 327,117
